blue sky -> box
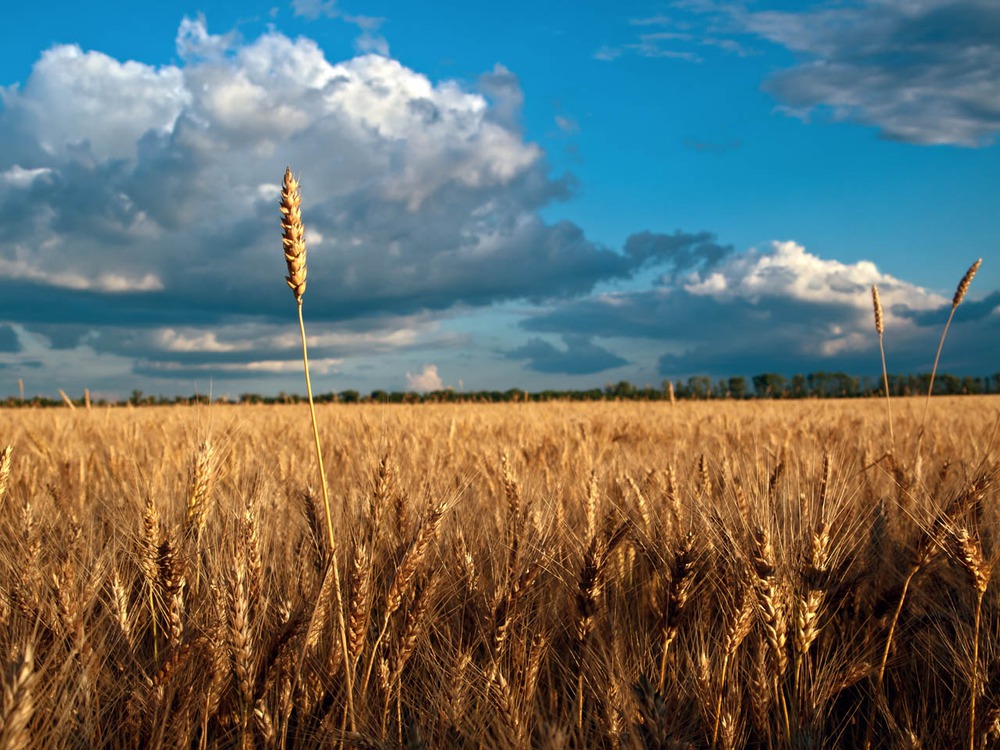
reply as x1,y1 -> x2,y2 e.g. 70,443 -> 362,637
0,0 -> 997,398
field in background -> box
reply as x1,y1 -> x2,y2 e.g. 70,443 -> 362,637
0,397 -> 998,748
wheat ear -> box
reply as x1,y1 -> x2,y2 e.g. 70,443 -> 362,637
954,526 -> 991,750
0,445 -> 11,512
111,570 -> 134,650
348,542 -> 373,663
0,642 -> 35,750
871,285 -> 894,452
58,388 -> 75,410
575,523 -> 628,729
794,519 -> 829,705
185,440 -> 214,543
362,499 -> 448,702
279,167 -> 354,731
158,532 -> 186,649
575,532 -> 606,731
280,169 -> 330,543
711,582 -> 753,749
140,496 -> 162,660
185,440 -> 215,593
382,574 -> 436,735
752,525 -> 790,740
658,531 -> 695,694
229,555 -> 253,741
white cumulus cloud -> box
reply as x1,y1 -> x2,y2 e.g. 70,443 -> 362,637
2,45 -> 190,161
0,17 -> 548,302
406,364 -> 443,392
522,240 -> 976,376
683,240 -> 944,316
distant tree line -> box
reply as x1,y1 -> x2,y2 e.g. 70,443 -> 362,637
4,371 -> 1000,408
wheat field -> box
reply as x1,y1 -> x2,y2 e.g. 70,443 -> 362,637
0,396 -> 997,749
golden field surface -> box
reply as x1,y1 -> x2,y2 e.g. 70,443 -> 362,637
0,397 -> 998,749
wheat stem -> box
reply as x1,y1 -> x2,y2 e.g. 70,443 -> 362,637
971,591 -> 983,750
282,167 -> 354,732
865,565 -> 917,750
298,302 -> 333,547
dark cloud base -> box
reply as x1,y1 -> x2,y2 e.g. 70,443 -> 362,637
505,335 -> 628,375
0,325 -> 19,353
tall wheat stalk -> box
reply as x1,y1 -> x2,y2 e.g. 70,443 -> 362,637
280,168 -> 331,543
871,285 -> 894,453
917,259 -> 981,455
279,167 -> 355,731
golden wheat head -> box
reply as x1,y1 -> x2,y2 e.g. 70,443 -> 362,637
280,167 -> 307,303
0,445 -> 12,510
871,284 -> 883,335
953,258 -> 981,308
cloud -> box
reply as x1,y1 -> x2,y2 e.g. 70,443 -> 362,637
0,10 -> 732,385
521,241 -> 996,376
627,32 -> 703,62
623,231 -> 732,276
1,44 -> 190,162
354,30 -> 389,57
505,335 -> 628,375
2,17 -> 698,389
478,64 -> 525,131
0,324 -> 19,353
176,14 -> 240,60
595,13 -> 749,63
406,363 -> 443,392
593,45 -> 623,62
554,116 -> 580,134
81,316 -> 463,373
629,15 -> 676,27
136,356 -> 342,378
1,166 -> 53,188
733,0 -> 1000,146
292,0 -> 339,20
291,0 -> 389,55
4,13 -> 989,397
0,256 -> 163,292
682,137 -> 742,154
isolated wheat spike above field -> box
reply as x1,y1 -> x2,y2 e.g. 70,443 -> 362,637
276,166 -> 355,728
280,166 -> 307,303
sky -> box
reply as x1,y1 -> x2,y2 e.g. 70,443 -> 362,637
0,0 -> 998,399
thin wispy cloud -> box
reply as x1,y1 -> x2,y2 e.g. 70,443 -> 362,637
594,11 -> 749,62
292,0 -> 389,55
680,0 -> 1000,146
